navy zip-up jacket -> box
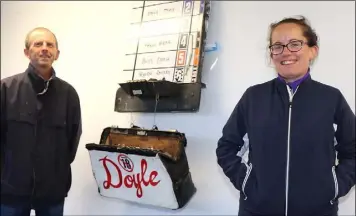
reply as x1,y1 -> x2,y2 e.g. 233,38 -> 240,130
216,75 -> 355,216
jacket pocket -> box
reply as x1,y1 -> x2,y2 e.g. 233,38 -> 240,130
330,166 -> 339,205
242,163 -> 253,200
49,115 -> 67,129
48,115 -> 68,145
6,111 -> 37,148
1,150 -> 12,181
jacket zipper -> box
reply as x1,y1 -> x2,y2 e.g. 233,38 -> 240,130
330,166 -> 339,204
242,163 -> 253,200
285,85 -> 299,216
32,169 -> 36,197
32,121 -> 37,200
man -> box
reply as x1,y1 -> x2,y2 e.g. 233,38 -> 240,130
1,27 -> 82,216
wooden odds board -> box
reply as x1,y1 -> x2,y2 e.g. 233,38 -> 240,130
122,0 -> 210,84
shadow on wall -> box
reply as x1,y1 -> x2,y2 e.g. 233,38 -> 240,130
183,135 -> 240,196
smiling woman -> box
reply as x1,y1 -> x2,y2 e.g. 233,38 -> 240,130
268,16 -> 319,83
216,15 -> 355,216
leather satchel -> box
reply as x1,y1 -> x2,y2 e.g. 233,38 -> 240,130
85,125 -> 196,210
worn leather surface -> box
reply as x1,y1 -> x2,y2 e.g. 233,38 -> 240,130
105,132 -> 183,162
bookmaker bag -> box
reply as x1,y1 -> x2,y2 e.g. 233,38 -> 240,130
85,125 -> 196,209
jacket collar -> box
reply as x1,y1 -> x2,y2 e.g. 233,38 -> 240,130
274,70 -> 312,103
276,69 -> 312,93
26,63 -> 56,95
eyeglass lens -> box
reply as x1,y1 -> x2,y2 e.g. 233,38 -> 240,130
270,41 -> 303,54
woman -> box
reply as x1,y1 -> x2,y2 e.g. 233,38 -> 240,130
216,16 -> 355,216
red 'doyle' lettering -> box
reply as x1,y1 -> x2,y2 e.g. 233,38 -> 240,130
99,155 -> 161,198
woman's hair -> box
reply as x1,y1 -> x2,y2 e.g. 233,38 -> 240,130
266,15 -> 319,65
268,15 -> 318,47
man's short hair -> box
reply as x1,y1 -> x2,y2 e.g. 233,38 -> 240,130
25,27 -> 59,49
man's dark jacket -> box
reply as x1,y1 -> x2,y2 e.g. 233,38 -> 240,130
1,64 -> 82,205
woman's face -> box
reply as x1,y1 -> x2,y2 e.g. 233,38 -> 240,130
270,23 -> 318,81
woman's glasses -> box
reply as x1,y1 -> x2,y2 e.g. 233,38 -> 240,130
269,40 -> 306,55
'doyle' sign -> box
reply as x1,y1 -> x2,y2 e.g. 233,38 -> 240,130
89,150 -> 179,209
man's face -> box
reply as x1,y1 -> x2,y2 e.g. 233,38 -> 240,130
24,29 -> 60,70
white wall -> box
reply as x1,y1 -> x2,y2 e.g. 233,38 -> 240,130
1,1 -> 355,215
